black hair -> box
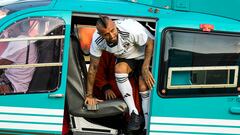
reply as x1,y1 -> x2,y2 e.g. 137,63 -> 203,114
96,15 -> 110,28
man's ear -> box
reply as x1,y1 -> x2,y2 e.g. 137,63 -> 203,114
97,31 -> 102,36
96,29 -> 103,36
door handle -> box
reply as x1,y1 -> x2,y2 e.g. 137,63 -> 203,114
48,94 -> 64,98
229,107 -> 240,114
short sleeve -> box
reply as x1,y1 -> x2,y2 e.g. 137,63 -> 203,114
90,32 -> 103,58
130,20 -> 149,46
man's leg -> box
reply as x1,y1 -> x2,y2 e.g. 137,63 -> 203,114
139,76 -> 151,132
115,62 -> 141,130
115,62 -> 138,115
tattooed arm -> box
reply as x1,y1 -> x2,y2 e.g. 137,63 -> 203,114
85,55 -> 103,105
142,37 -> 155,89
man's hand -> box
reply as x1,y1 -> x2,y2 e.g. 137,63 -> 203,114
104,89 -> 116,100
84,97 -> 103,105
0,84 -> 11,93
142,65 -> 155,89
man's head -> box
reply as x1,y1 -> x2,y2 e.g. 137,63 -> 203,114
96,16 -> 118,45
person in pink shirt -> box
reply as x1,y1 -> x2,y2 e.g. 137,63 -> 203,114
0,23 -> 37,93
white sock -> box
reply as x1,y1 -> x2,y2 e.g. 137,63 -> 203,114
139,90 -> 151,129
115,73 -> 138,115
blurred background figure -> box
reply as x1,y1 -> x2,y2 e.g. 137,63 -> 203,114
0,21 -> 38,93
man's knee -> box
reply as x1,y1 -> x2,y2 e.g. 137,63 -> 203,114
115,62 -> 131,73
139,78 -> 148,92
139,83 -> 148,92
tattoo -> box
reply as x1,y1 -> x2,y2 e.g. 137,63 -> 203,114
144,38 -> 154,64
87,55 -> 100,97
144,70 -> 149,80
142,37 -> 154,82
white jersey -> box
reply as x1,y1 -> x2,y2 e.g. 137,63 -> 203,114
0,35 -> 37,92
90,19 -> 154,60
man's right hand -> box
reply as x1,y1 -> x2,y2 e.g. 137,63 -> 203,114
84,96 -> 103,105
104,89 -> 117,100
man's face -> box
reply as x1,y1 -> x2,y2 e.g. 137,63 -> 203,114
97,20 -> 118,45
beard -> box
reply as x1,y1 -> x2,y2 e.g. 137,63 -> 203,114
107,40 -> 117,47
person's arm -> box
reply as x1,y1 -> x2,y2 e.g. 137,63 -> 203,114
85,55 -> 103,105
0,59 -> 13,65
94,52 -> 117,100
0,41 -> 21,66
142,37 -> 155,89
94,53 -> 109,91
131,24 -> 155,89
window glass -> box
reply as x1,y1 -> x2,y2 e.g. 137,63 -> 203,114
0,17 -> 65,94
160,30 -> 240,97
